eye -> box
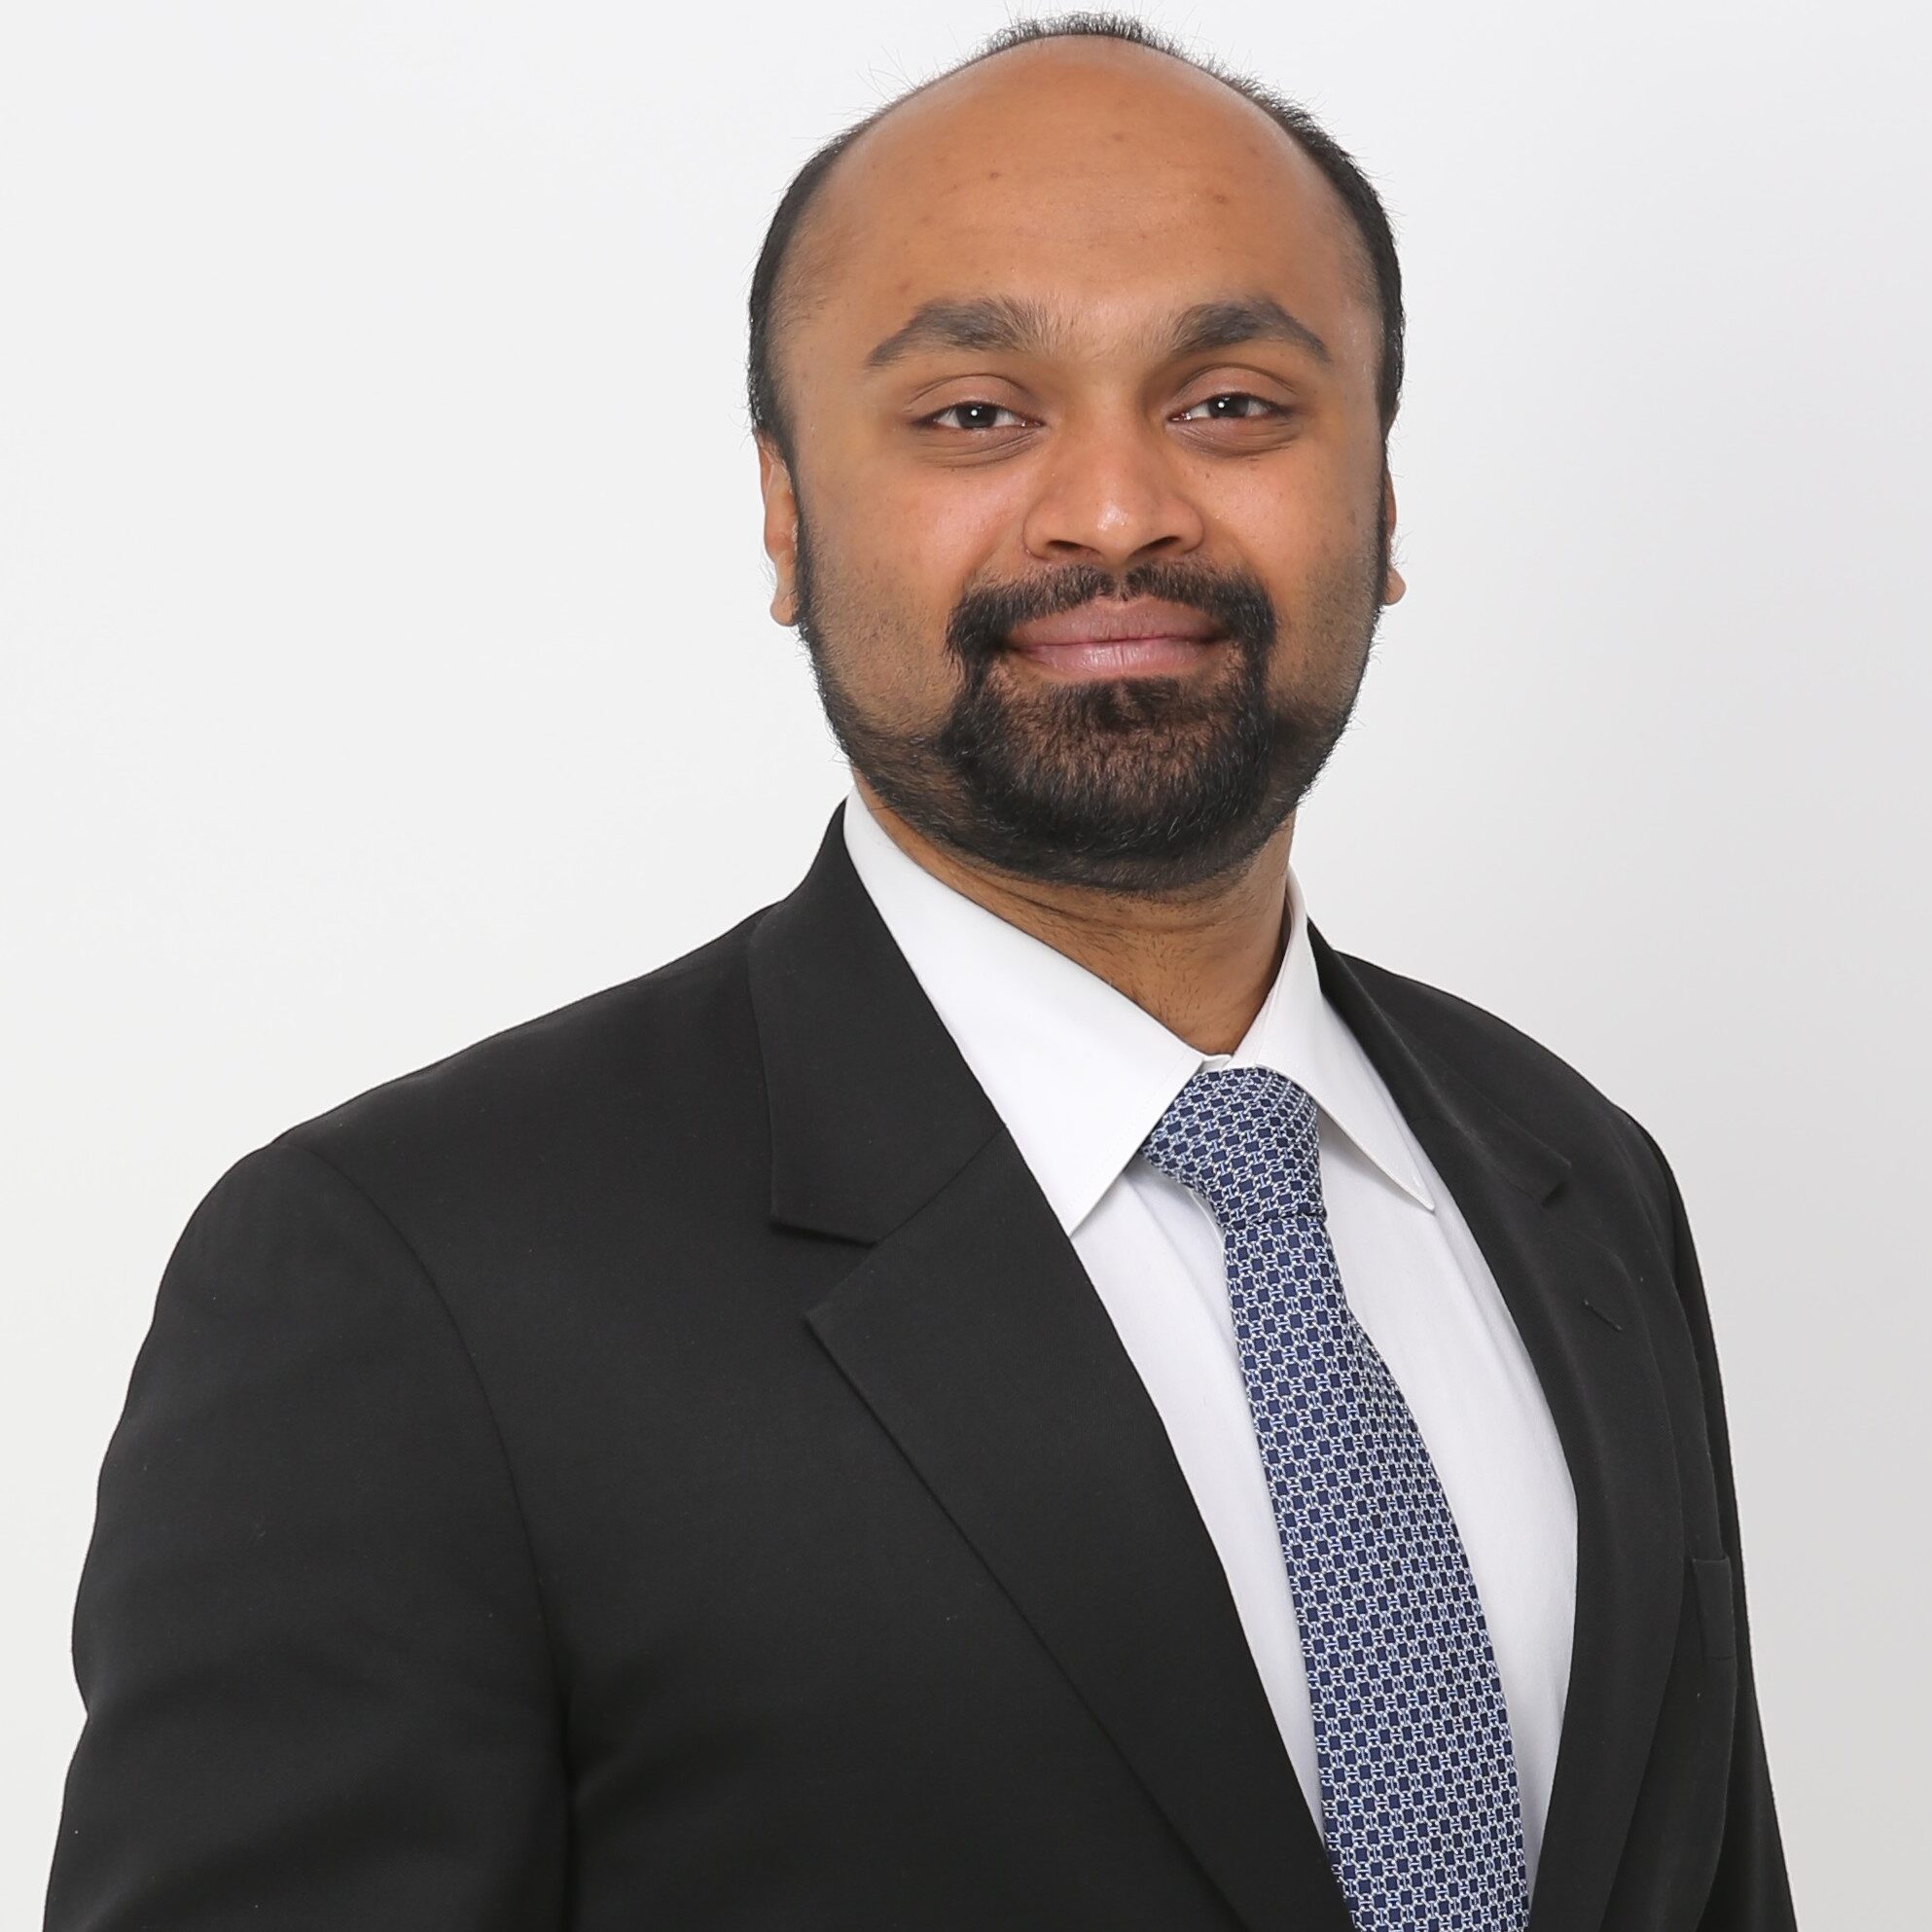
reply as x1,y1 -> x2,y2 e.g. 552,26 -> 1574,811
1175,392 -> 1291,422
918,400 -> 1032,432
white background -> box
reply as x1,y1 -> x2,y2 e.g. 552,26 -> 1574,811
6,2 -> 1927,1917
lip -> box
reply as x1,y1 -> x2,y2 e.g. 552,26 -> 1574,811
1007,634 -> 1226,679
1008,597 -> 1225,648
1004,596 -> 1228,680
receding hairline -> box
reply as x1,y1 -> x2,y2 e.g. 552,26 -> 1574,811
765,35 -> 1377,428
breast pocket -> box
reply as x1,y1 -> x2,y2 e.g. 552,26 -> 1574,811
1690,1554 -> 1736,1662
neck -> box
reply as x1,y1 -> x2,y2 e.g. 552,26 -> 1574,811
852,774 -> 1296,1057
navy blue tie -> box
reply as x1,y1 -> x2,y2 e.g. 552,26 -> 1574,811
1140,1063 -> 1530,1932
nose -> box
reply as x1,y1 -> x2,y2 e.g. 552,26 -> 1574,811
1019,407 -> 1207,571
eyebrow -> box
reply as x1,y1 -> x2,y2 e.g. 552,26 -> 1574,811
861,292 -> 1333,373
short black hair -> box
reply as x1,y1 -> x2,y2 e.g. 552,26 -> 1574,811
745,13 -> 1406,472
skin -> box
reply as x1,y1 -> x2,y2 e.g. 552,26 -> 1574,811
756,38 -> 1407,1055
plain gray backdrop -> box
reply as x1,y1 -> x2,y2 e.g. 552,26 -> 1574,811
6,3 -> 1927,1919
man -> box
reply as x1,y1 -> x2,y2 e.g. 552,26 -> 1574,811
46,16 -> 1797,1931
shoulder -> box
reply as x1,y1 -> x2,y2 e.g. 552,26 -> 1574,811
264,903 -> 773,1227
1330,944 -> 1675,1246
1337,948 -> 1614,1112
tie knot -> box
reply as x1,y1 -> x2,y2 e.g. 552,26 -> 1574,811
1138,1064 -> 1325,1233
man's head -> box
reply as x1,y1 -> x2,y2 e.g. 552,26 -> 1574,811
749,15 -> 1408,894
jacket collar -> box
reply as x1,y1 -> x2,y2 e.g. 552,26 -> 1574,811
837,783 -> 1438,1230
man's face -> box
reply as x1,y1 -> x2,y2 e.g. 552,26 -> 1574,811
758,41 -> 1404,893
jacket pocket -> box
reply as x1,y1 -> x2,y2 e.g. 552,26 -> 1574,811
1690,1555 -> 1736,1661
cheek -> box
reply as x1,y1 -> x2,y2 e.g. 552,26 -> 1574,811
805,516 -> 967,709
1207,446 -> 1376,568
818,468 -> 1013,672
840,455 -> 1018,591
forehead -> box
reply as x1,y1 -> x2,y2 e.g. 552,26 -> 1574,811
787,41 -> 1375,381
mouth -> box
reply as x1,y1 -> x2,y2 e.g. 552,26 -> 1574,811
1005,634 -> 1228,679
1003,596 -> 1229,681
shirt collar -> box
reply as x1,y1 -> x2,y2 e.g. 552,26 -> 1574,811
839,783 -> 1436,1233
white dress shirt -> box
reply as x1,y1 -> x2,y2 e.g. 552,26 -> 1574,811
839,784 -> 1578,1892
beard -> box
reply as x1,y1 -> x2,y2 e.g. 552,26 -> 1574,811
792,490 -> 1389,894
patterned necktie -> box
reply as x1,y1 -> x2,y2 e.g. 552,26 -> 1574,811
1139,1063 -> 1530,1932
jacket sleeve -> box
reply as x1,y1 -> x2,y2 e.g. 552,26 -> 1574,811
44,1139 -> 567,1932
1633,1119 -> 1801,1929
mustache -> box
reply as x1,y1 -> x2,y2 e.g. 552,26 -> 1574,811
945,559 -> 1277,667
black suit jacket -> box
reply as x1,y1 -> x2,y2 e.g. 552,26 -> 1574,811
47,803 -> 1798,1931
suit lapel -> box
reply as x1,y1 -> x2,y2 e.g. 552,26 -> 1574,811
750,807 -> 1347,1932
749,805 -> 1682,1932
805,1130 -> 1353,1932
1309,929 -> 1686,1932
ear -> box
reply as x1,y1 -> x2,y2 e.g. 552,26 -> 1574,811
757,435 -> 801,626
1380,467 -> 1407,606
